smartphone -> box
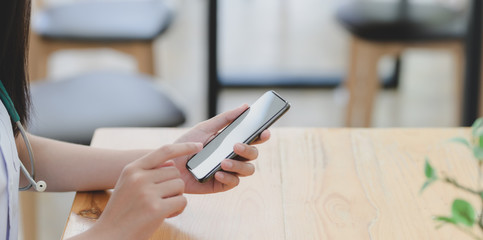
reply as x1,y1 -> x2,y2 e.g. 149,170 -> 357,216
186,90 -> 290,183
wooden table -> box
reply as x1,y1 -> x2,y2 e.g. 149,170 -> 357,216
62,128 -> 481,239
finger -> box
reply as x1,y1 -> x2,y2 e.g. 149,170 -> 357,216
196,104 -> 249,134
158,178 -> 185,199
221,159 -> 255,177
139,143 -> 202,170
148,166 -> 181,184
214,171 -> 240,190
162,195 -> 188,218
233,143 -> 258,160
157,160 -> 175,169
251,130 -> 271,145
167,209 -> 185,218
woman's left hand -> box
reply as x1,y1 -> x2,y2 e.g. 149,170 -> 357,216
172,104 -> 270,194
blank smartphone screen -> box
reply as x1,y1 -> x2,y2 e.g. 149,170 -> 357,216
187,91 -> 289,181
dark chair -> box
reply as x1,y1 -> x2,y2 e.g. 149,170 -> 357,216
336,0 -> 467,127
29,71 -> 185,144
27,0 -> 182,141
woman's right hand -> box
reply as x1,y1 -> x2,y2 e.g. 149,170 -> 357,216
75,142 -> 202,240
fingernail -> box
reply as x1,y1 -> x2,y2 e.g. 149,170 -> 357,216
217,172 -> 224,179
235,143 -> 245,152
160,160 -> 174,168
224,160 -> 233,169
165,160 -> 175,165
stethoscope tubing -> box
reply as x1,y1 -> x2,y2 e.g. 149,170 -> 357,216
17,122 -> 35,191
0,80 -> 46,192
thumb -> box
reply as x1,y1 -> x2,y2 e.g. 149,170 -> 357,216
138,142 -> 202,170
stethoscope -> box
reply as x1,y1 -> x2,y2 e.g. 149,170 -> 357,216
0,81 -> 46,192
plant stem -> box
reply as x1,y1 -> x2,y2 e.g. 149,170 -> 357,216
443,176 -> 481,196
443,174 -> 483,232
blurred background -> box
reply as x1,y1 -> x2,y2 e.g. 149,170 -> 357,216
20,0 -> 473,239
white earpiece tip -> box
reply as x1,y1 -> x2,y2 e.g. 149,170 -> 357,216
35,181 -> 47,192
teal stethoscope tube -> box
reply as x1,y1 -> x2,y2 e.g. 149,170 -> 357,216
0,80 -> 46,192
0,80 -> 20,122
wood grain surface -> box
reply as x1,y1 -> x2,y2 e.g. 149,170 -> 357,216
62,128 -> 481,239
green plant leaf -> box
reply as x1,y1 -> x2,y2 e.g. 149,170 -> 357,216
449,137 -> 471,148
472,118 -> 483,135
421,159 -> 437,194
435,216 -> 457,224
451,199 -> 475,227
425,158 -> 437,179
473,146 -> 483,160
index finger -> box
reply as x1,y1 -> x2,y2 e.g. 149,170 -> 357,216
197,104 -> 249,135
138,142 -> 202,170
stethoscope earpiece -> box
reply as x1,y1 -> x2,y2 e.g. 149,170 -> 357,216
34,181 -> 47,192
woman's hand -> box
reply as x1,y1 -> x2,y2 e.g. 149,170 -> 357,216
81,143 -> 202,240
172,104 -> 271,194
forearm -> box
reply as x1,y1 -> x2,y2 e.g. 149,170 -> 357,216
16,134 -> 151,192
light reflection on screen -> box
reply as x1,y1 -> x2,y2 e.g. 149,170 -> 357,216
187,91 -> 288,180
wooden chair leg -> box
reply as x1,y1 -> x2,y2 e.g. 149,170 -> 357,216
20,191 -> 37,240
450,42 -> 464,121
29,32 -> 50,81
345,37 -> 359,126
135,42 -> 155,76
345,37 -> 383,127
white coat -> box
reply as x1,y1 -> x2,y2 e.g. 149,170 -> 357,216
0,101 -> 20,240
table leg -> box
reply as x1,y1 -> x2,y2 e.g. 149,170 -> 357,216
462,0 -> 483,126
208,0 -> 219,118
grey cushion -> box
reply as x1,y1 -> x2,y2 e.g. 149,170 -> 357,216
32,0 -> 173,40
29,71 -> 185,144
